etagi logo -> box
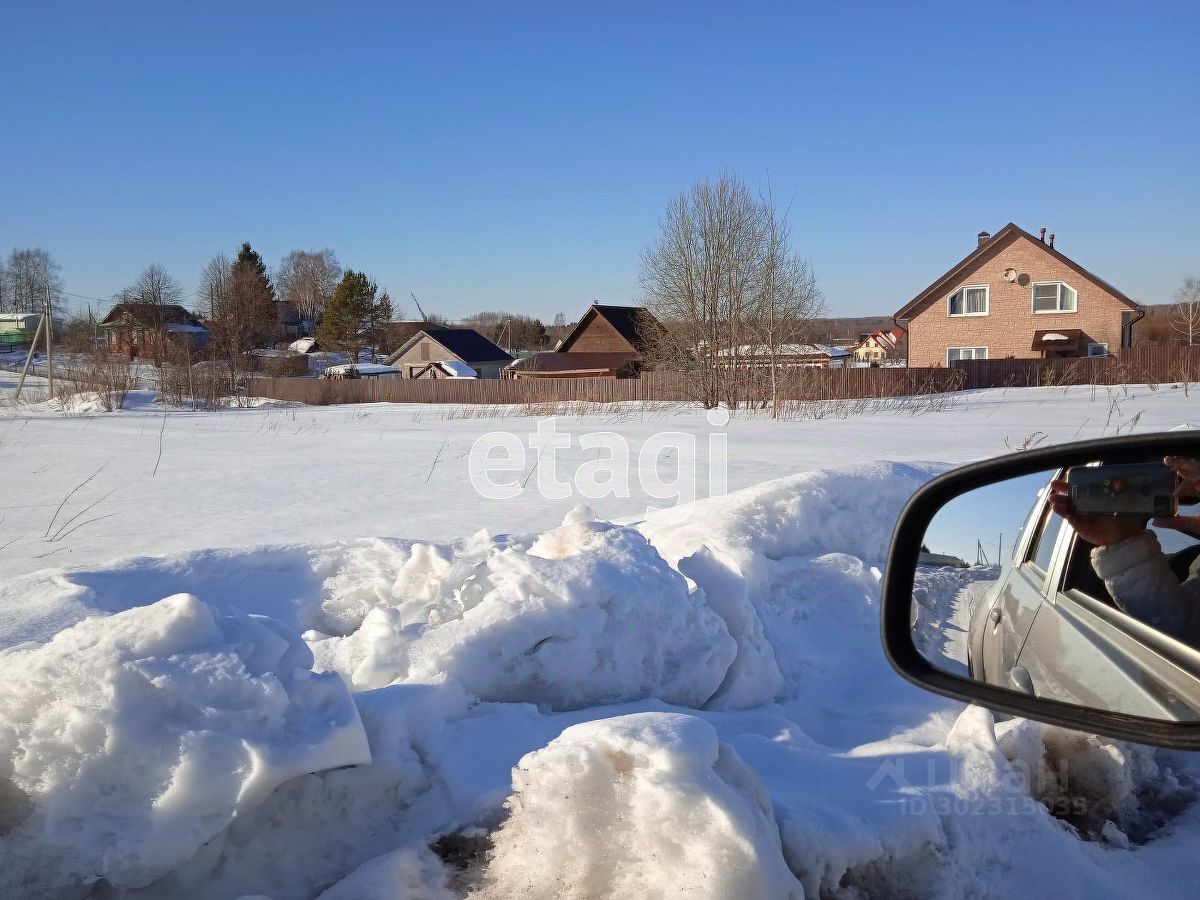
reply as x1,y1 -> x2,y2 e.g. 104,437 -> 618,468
468,410 -> 729,523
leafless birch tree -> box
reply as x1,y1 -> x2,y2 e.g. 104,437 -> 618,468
1171,277 -> 1200,346
639,172 -> 824,409
4,248 -> 65,314
275,249 -> 341,334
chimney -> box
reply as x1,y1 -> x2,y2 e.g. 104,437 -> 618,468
1048,233 -> 1055,249
977,231 -> 990,247
1039,227 -> 1046,243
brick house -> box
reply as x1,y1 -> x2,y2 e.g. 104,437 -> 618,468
894,224 -> 1143,367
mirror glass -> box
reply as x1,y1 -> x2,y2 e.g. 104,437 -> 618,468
913,455 -> 1200,722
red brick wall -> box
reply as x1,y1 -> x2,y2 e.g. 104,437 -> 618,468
906,234 -> 1133,367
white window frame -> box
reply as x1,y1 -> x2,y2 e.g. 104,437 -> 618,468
947,285 -> 990,317
1031,281 -> 1078,314
947,346 -> 988,365
1087,342 -> 1109,357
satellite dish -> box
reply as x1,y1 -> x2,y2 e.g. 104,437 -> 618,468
1003,267 -> 1018,283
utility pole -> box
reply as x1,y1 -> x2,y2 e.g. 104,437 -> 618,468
44,284 -> 54,398
13,312 -> 46,402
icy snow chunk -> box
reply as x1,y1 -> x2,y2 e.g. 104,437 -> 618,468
470,712 -> 802,899
678,545 -> 783,709
405,521 -> 736,709
0,594 -> 369,895
318,844 -> 455,899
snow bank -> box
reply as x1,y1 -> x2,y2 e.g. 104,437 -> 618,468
316,516 -> 737,710
0,594 -> 368,896
470,712 -> 802,899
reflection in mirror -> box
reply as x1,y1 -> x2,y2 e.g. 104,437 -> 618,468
913,455 -> 1200,722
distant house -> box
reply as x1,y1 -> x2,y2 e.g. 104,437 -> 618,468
100,303 -> 210,358
276,301 -> 302,339
718,343 -> 850,369
385,327 -> 513,379
894,224 -> 1143,367
852,327 -> 905,363
0,312 -> 64,352
505,303 -> 663,379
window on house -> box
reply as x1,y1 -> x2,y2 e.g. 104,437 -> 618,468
1087,342 -> 1109,357
1032,282 -> 1077,313
948,285 -> 989,316
947,347 -> 987,364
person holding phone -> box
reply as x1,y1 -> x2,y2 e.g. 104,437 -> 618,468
1048,456 -> 1200,643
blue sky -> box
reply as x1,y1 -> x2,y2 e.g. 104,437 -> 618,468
2,1 -> 1197,321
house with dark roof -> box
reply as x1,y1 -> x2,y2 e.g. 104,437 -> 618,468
894,224 -> 1143,367
385,326 -> 513,379
505,303 -> 664,379
100,302 -> 210,358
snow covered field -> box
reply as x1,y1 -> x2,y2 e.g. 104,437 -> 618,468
2,378 -> 1200,898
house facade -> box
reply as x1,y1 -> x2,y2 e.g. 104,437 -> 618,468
385,327 -> 513,379
505,303 -> 662,379
852,328 -> 904,363
100,303 -> 210,358
894,224 -> 1142,368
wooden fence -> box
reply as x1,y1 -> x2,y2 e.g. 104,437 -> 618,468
951,346 -> 1200,390
245,367 -> 965,406
244,346 -> 1200,407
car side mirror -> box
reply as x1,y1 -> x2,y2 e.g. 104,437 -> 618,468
881,431 -> 1200,749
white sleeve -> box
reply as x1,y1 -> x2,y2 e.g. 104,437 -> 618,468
1090,531 -> 1200,643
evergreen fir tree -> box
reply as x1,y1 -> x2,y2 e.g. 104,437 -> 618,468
317,270 -> 389,360
228,242 -> 278,348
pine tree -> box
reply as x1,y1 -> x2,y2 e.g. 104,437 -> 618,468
316,270 -> 390,360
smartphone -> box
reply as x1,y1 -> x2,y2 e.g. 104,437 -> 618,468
1066,463 -> 1177,517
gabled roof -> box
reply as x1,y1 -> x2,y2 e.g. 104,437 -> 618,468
894,223 -> 1141,320
100,303 -> 207,330
859,327 -> 904,352
558,304 -> 664,354
386,326 -> 514,365
506,350 -> 641,375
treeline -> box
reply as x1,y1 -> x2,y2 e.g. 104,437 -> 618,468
3,244 -> 577,355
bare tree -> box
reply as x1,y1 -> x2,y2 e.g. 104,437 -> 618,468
114,264 -> 186,364
124,264 -> 185,308
4,248 -> 65,314
197,253 -> 233,322
639,172 -> 823,409
275,249 -> 341,334
747,200 -> 824,417
1170,277 -> 1200,346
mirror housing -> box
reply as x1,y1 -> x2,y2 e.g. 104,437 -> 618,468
882,431 -> 1200,749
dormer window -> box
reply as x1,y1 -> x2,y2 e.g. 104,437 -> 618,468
1032,281 -> 1077,313
948,285 -> 989,316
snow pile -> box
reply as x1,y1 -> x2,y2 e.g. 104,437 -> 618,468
5,452 -> 1200,898
0,594 -> 368,897
318,845 -> 455,899
315,515 -> 737,710
994,716 -> 1197,844
469,713 -> 802,899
